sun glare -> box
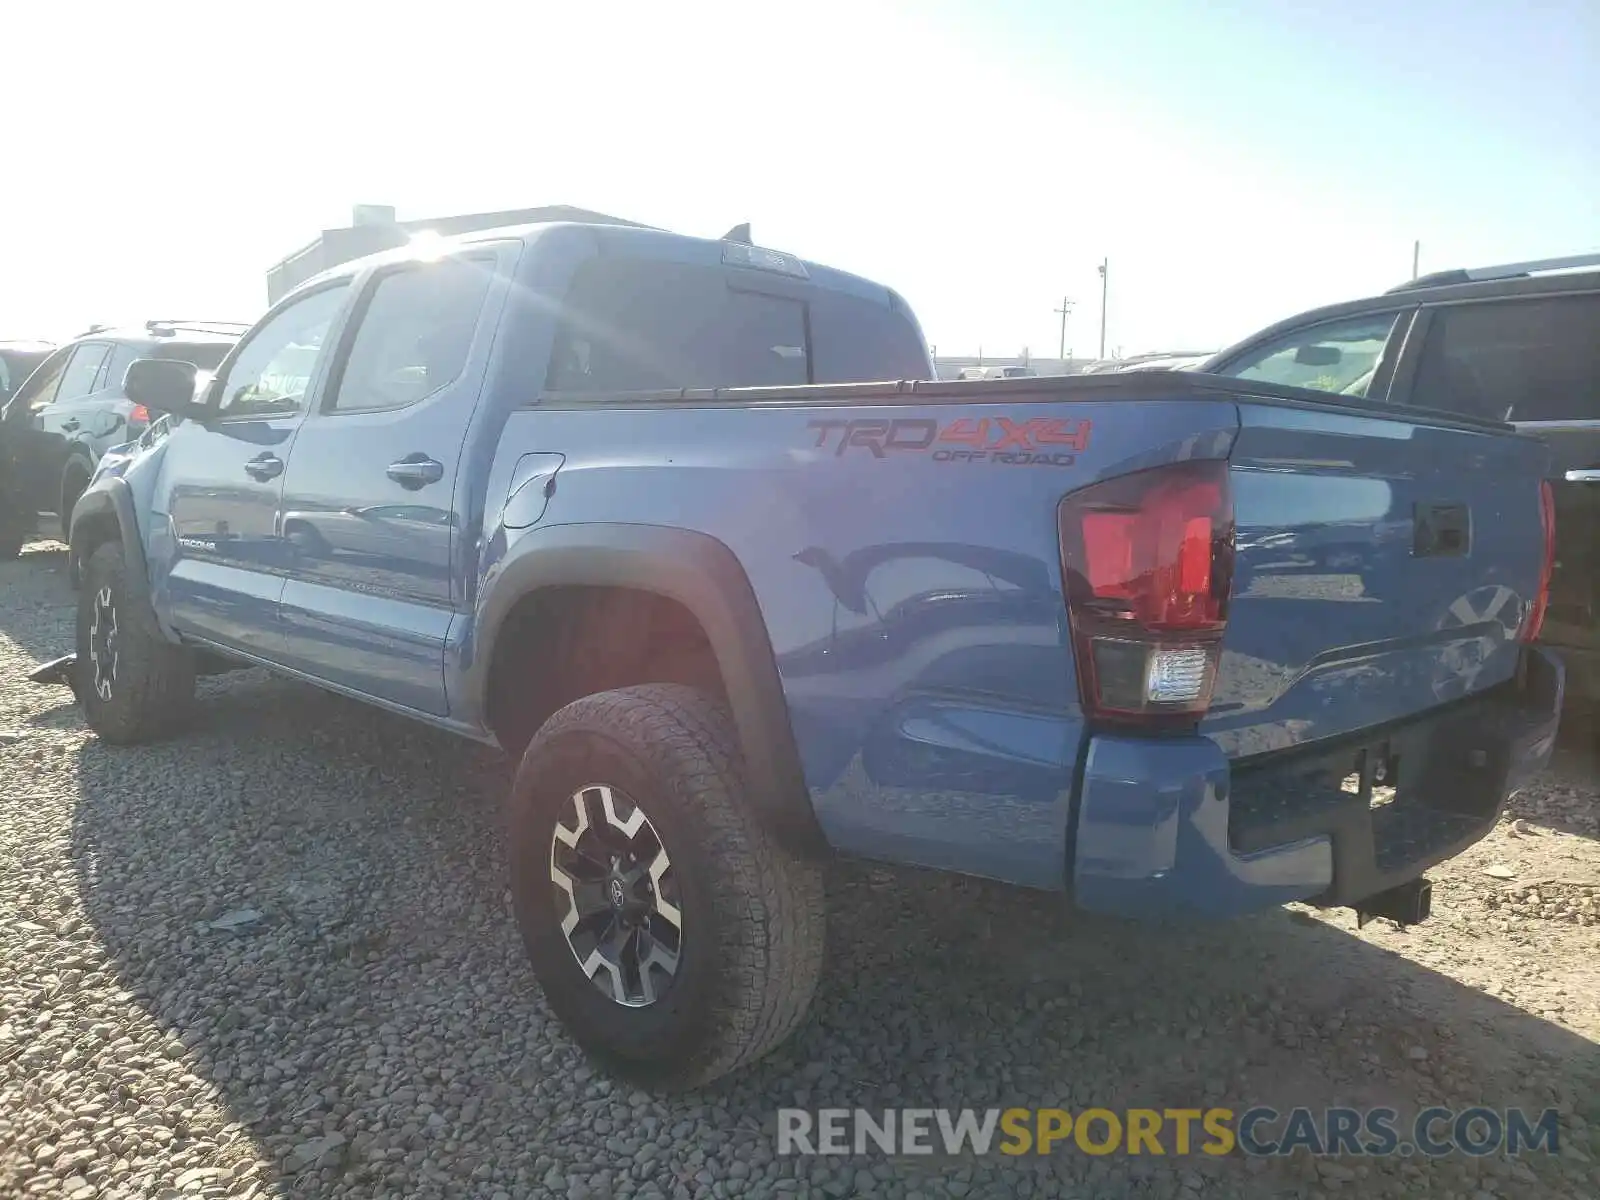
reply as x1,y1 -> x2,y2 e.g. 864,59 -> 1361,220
408,230 -> 448,261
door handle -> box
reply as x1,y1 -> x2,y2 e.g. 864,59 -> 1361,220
1566,468 -> 1600,484
244,453 -> 284,481
61,418 -> 80,432
386,455 -> 444,489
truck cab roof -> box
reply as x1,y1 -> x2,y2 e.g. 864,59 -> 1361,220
291,220 -> 918,318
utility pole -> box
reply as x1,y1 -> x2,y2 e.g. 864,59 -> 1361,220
1412,240 -> 1420,281
1053,296 -> 1075,360
1097,259 -> 1109,359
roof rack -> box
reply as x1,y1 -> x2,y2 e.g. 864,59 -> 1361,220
1387,251 -> 1600,293
145,319 -> 252,337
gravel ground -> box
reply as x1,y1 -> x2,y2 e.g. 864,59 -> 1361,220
2,539 -> 1598,1200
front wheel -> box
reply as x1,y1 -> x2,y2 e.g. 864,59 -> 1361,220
76,541 -> 196,743
506,684 -> 826,1088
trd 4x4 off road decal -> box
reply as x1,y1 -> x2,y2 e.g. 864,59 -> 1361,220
805,416 -> 1092,466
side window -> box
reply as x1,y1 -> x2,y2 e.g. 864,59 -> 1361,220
327,256 -> 493,413
545,259 -> 810,393
1217,312 -> 1402,396
55,343 -> 113,403
104,344 -> 142,396
9,348 -> 71,413
216,285 -> 348,418
1408,295 -> 1600,423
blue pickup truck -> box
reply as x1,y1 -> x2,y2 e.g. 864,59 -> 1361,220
34,221 -> 1563,1088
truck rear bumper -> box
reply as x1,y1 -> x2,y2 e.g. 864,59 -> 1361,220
1071,647 -> 1564,920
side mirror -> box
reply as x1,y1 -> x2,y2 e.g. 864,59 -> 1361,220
1293,344 -> 1342,367
124,358 -> 205,419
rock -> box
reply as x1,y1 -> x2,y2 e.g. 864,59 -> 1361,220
285,1133 -> 346,1173
1407,1045 -> 1429,1061
207,909 -> 264,931
1482,864 -> 1517,880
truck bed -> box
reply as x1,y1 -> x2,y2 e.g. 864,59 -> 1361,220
525,368 -> 1522,435
492,368 -> 1554,897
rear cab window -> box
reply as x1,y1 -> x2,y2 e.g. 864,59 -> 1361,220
546,259 -> 810,393
542,255 -> 929,394
807,291 -> 930,382
1405,294 -> 1600,423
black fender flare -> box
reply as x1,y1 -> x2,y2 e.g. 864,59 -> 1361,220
68,477 -> 148,592
473,522 -> 829,858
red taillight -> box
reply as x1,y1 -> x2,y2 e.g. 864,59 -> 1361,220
1059,459 -> 1234,727
1520,478 -> 1556,643
129,404 -> 150,426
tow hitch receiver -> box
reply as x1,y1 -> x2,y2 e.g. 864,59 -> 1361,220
1355,878 -> 1432,928
27,653 -> 79,697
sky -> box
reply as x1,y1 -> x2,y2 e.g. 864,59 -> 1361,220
2,0 -> 1595,359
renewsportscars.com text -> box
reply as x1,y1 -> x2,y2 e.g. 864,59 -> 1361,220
776,1106 -> 1563,1158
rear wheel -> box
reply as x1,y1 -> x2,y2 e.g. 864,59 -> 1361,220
506,684 -> 826,1088
76,542 -> 196,743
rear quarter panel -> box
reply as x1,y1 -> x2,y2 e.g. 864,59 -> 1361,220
474,396 -> 1239,889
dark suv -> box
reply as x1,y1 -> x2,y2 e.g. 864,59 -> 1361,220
0,320 -> 245,557
1203,253 -> 1600,703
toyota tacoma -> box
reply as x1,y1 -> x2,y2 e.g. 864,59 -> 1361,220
32,220 -> 1564,1088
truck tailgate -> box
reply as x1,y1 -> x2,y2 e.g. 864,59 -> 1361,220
1204,400 -> 1552,758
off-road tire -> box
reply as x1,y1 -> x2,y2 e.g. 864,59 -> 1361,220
76,541 -> 196,743
506,684 -> 826,1088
